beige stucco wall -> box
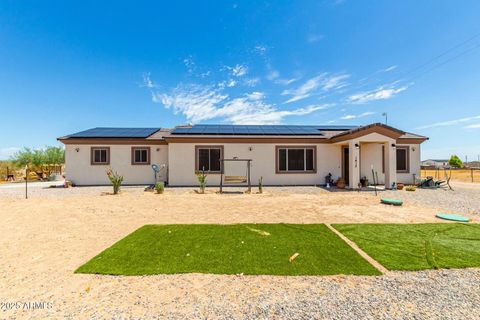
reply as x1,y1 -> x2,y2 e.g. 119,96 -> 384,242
397,144 -> 421,185
167,142 -> 343,186
360,143 -> 385,184
65,144 -> 168,185
359,143 -> 421,185
64,139 -> 422,187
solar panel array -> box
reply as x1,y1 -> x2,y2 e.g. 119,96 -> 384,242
171,125 -> 358,136
66,127 -> 161,138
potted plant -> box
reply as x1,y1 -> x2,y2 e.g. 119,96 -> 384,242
397,182 -> 404,190
336,178 -> 346,189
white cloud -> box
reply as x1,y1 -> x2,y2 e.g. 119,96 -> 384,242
266,70 -> 280,80
183,57 -> 195,73
340,111 -> 375,120
254,45 -> 267,56
416,115 -> 480,130
142,73 -> 156,88
217,79 -> 237,89
152,83 -> 325,125
382,65 -> 397,72
0,147 -> 20,160
156,84 -> 228,123
244,77 -> 260,87
275,77 -> 300,85
307,34 -> 324,43
322,74 -> 350,91
348,85 -> 408,104
465,123 -> 480,129
231,64 -> 248,77
282,73 -> 349,103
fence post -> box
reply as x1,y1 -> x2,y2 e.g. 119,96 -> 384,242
472,168 -> 474,183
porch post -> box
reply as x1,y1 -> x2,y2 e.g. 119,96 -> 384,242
348,140 -> 360,189
384,142 -> 397,189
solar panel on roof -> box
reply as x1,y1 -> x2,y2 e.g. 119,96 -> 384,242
66,127 -> 161,138
169,124 -> 360,136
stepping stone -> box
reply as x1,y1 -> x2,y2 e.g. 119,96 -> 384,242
436,213 -> 470,222
380,198 -> 403,206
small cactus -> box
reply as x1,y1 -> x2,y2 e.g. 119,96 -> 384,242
258,176 -> 263,194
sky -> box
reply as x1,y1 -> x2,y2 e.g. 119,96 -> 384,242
1,1 -> 480,161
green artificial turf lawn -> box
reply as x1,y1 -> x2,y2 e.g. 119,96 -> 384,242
76,224 -> 380,276
334,224 -> 480,271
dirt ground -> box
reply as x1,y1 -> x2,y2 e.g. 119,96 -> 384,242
421,168 -> 480,183
0,186 -> 478,319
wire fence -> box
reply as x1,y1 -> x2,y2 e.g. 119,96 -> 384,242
421,167 -> 480,183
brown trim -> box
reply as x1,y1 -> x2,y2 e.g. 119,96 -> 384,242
59,133 -> 428,145
194,145 -> 224,173
396,138 -> 428,144
166,137 -> 329,144
275,145 -> 317,174
396,146 -> 410,173
90,147 -> 110,165
131,147 -> 151,165
382,145 -> 385,174
59,138 -> 167,145
329,123 -> 405,143
341,145 -> 348,181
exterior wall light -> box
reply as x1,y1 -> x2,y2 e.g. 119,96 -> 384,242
354,143 -> 360,149
411,147 -> 416,152
391,143 -> 396,149
75,147 -> 80,152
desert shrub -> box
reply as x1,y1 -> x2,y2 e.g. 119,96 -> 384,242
155,181 -> 165,194
258,176 -> 263,194
106,168 -> 123,195
195,170 -> 207,193
405,185 -> 416,192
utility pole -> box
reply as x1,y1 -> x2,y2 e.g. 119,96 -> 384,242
25,165 -> 28,199
382,112 -> 388,125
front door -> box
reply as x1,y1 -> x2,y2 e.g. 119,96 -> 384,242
342,147 -> 349,185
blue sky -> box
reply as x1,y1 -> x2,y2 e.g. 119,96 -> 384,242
1,1 -> 480,161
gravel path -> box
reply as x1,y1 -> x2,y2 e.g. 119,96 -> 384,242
7,269 -> 479,319
382,182 -> 480,215
1,182 -> 479,319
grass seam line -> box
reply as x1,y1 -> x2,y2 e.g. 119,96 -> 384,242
325,224 -> 388,274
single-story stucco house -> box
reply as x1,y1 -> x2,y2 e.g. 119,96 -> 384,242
421,159 -> 450,168
58,123 -> 428,188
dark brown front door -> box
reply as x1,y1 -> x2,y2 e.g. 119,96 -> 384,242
342,147 -> 349,185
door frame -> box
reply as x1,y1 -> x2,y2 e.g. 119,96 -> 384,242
341,145 -> 349,185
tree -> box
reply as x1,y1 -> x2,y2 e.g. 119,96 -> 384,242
44,146 -> 65,166
10,146 -> 65,176
448,155 -> 463,168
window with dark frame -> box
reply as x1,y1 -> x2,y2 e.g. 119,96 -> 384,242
132,147 -> 150,165
396,146 -> 409,173
277,147 -> 316,173
196,146 -> 222,172
91,147 -> 109,165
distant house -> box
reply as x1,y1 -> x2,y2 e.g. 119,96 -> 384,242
58,123 -> 428,189
421,159 -> 449,168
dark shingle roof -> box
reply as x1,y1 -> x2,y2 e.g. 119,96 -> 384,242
170,124 -> 359,136
63,127 -> 161,139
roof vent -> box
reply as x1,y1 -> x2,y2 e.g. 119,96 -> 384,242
175,124 -> 193,128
